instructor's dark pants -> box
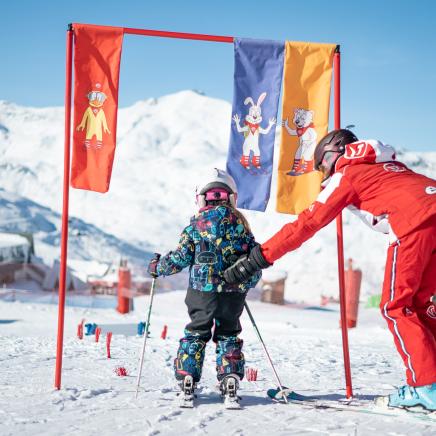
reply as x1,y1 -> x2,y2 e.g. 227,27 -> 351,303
174,288 -> 247,382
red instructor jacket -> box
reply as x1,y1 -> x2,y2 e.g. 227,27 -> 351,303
262,140 -> 436,263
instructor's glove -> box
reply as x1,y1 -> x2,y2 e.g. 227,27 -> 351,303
147,253 -> 161,278
223,244 -> 271,284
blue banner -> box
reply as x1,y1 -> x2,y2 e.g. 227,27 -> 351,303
226,38 -> 284,211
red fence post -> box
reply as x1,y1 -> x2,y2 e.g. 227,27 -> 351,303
106,332 -> 112,358
334,46 -> 353,399
54,24 -> 74,390
246,367 -> 258,382
95,326 -> 102,342
77,324 -> 82,339
343,259 -> 362,328
117,261 -> 131,314
160,325 -> 168,339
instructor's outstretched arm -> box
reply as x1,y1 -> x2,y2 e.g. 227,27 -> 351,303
223,172 -> 357,284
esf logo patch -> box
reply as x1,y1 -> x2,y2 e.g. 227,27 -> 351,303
196,251 -> 217,265
425,186 -> 436,195
383,163 -> 406,173
345,142 -> 368,159
427,305 -> 436,319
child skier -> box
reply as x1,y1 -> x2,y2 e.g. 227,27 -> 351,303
147,168 -> 261,408
224,130 -> 436,412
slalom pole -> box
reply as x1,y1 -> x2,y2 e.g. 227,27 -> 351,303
54,24 -> 73,390
135,276 -> 157,399
334,46 -> 353,399
244,302 -> 288,404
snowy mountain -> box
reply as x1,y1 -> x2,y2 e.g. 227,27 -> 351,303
0,91 -> 435,301
0,188 -> 152,267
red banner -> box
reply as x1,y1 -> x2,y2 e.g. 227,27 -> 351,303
71,23 -> 124,193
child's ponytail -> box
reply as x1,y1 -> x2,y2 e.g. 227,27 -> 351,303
229,205 -> 252,234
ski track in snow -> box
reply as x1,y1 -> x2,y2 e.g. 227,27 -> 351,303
1,291 -> 435,435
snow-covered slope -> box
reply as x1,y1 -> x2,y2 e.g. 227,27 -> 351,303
0,92 -> 435,301
0,188 -> 152,266
0,292 -> 433,435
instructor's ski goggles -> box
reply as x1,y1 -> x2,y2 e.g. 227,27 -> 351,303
315,144 -> 345,182
315,151 -> 340,177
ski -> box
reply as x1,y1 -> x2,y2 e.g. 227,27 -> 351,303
224,395 -> 241,410
267,387 -> 436,423
178,393 -> 195,408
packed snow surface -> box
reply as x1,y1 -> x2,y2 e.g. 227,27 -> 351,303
1,290 -> 435,435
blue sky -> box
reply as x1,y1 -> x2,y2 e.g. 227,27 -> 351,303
1,0 -> 435,151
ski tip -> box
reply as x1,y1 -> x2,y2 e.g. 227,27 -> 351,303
374,396 -> 389,408
374,396 -> 436,416
267,388 -> 279,399
267,387 -> 292,401
178,395 -> 195,408
225,404 -> 242,410
224,398 -> 242,410
267,387 -> 317,403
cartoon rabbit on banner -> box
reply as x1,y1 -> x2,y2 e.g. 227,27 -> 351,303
232,92 -> 276,170
226,38 -> 284,212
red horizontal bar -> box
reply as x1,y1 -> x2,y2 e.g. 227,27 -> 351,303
123,27 -> 234,43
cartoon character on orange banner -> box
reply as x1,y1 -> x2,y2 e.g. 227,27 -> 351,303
233,92 -> 276,170
282,108 -> 317,175
76,85 -> 111,149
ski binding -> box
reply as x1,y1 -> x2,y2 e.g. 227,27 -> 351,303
178,375 -> 195,408
221,375 -> 241,410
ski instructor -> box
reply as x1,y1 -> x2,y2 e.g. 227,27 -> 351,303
223,129 -> 436,411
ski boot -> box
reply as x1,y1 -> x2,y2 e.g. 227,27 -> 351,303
375,383 -> 436,412
178,375 -> 196,408
220,374 -> 241,409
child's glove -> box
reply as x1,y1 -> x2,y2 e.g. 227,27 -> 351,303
147,253 -> 161,278
223,244 -> 271,284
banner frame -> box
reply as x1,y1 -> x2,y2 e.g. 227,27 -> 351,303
55,24 -> 350,395
334,46 -> 353,399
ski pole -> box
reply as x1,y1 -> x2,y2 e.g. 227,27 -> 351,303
244,302 -> 288,404
135,276 -> 158,399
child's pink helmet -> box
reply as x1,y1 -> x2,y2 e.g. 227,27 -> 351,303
196,168 -> 238,208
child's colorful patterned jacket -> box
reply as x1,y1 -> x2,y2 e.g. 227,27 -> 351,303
154,204 -> 261,292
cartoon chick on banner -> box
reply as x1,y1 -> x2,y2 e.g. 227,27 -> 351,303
76,84 -> 111,149
71,23 -> 123,193
276,41 -> 336,215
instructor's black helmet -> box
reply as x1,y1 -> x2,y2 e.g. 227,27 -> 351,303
314,129 -> 358,181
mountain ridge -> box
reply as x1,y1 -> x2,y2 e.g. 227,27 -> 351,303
0,90 -> 434,301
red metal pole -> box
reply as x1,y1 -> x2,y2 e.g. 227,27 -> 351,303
123,26 -> 233,43
54,25 -> 73,390
334,46 -> 353,399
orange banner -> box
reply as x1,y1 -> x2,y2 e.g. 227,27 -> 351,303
71,23 -> 124,193
276,41 -> 336,214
